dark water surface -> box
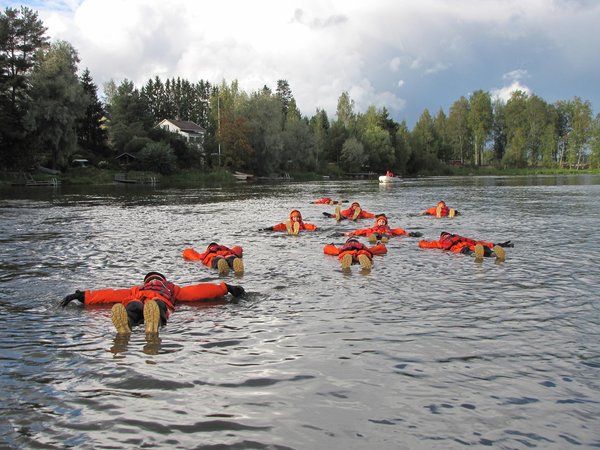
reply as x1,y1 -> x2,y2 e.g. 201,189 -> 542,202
1,175 -> 599,449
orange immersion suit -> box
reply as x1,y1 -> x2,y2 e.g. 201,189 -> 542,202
345,214 -> 408,238
324,240 -> 387,264
418,232 -> 494,254
270,210 -> 317,232
83,278 -> 230,319
183,243 -> 243,267
336,203 -> 376,220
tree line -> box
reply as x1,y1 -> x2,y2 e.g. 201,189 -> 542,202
2,6 -> 600,177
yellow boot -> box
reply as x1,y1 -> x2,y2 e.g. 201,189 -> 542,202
341,254 -> 352,270
352,206 -> 362,220
335,205 -> 342,222
474,244 -> 485,261
358,254 -> 372,270
493,245 -> 506,261
217,258 -> 230,275
111,303 -> 131,335
232,257 -> 244,273
143,300 -> 160,335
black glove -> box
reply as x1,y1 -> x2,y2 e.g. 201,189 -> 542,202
225,284 -> 246,297
259,226 -> 274,231
60,290 -> 85,307
408,231 -> 423,238
496,240 -> 514,248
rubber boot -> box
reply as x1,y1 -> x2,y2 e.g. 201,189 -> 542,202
111,303 -> 131,335
143,300 -> 160,335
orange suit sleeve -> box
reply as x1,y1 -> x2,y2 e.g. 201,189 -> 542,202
84,287 -> 136,305
369,243 -> 387,255
173,282 -> 229,302
303,223 -> 318,231
271,223 -> 287,232
418,239 -> 443,249
391,227 -> 408,236
183,248 -> 204,261
323,244 -> 340,256
361,211 -> 376,219
345,228 -> 369,236
423,207 -> 436,215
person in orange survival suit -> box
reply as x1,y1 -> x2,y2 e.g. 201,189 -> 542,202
418,231 -> 513,260
311,197 -> 346,205
60,272 -> 246,335
183,242 -> 244,275
421,201 -> 459,218
324,237 -> 387,271
261,209 -> 318,235
344,213 -> 422,243
323,202 -> 376,221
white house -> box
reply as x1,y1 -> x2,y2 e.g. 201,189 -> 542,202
157,119 -> 205,147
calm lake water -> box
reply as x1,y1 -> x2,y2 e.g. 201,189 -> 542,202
1,175 -> 599,449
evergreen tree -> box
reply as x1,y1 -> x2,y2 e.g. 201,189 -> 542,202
0,6 -> 48,169
78,68 -> 108,157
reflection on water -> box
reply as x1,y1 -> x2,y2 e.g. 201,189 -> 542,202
1,175 -> 600,449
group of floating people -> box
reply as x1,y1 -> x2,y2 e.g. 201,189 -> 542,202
60,198 -> 513,338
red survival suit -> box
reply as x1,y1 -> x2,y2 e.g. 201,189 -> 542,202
312,197 -> 337,205
271,210 -> 318,232
183,243 -> 243,267
344,214 -> 408,238
324,238 -> 387,264
335,202 -> 376,220
82,278 -> 230,318
418,231 -> 494,254
422,201 -> 458,217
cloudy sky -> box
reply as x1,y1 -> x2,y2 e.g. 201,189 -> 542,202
6,0 -> 600,126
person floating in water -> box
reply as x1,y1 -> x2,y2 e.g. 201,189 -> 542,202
418,231 -> 513,261
324,237 -> 387,271
60,272 -> 246,335
261,209 -> 317,235
344,213 -> 422,243
311,197 -> 346,205
183,242 -> 244,275
421,201 -> 459,218
323,202 -> 376,221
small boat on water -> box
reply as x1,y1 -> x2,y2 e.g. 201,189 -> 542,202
378,174 -> 401,183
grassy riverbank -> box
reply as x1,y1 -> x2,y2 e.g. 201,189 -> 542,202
2,165 -> 599,187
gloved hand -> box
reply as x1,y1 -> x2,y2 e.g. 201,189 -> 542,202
259,227 -> 274,231
225,284 -> 246,297
408,231 -> 423,238
60,290 -> 85,307
495,240 -> 514,248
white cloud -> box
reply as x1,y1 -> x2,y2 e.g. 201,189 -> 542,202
491,81 -> 532,103
16,0 -> 600,123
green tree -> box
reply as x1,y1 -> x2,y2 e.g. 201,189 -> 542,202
567,97 -> 592,166
590,113 -> 600,168
394,120 -> 412,176
309,108 -> 329,167
107,79 -> 153,154
491,99 -> 506,162
0,6 -> 48,168
27,41 -> 87,169
240,88 -> 283,176
356,106 -> 394,171
447,96 -> 471,164
409,109 -> 439,173
77,68 -> 108,157
502,127 -> 527,167
467,90 -> 492,166
340,137 -> 366,172
138,141 -> 176,174
433,109 -> 451,162
336,91 -> 355,130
